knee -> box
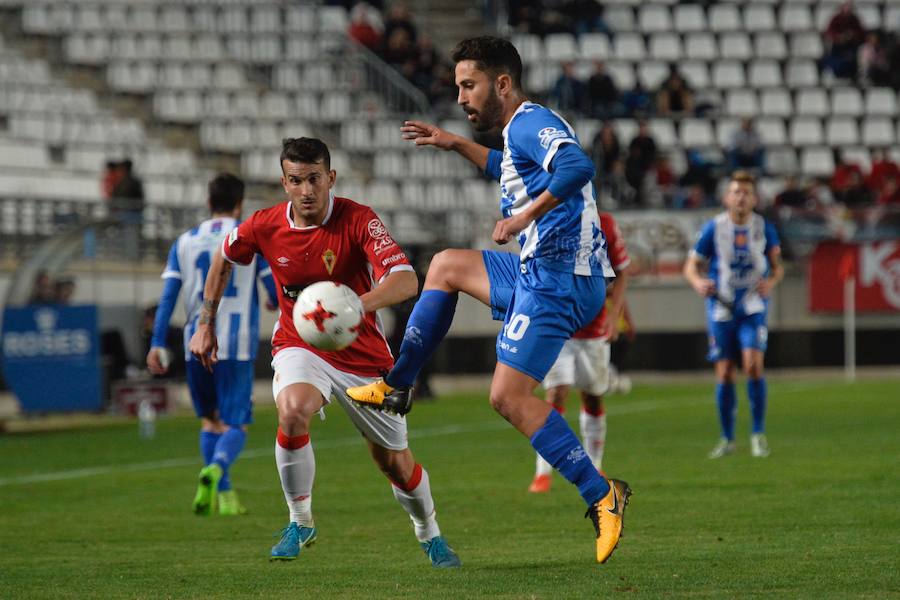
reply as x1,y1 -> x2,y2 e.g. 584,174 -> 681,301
489,388 -> 516,417
744,362 -> 763,379
425,250 -> 462,289
276,394 -> 319,431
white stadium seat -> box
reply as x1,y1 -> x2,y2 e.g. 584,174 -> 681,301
639,5 -> 672,32
744,5 -> 775,31
760,89 -> 793,117
753,32 -> 787,60
720,32 -> 752,60
680,118 -> 715,147
725,90 -> 759,117
685,33 -> 717,61
862,117 -> 895,146
800,147 -> 835,177
786,60 -> 819,88
790,117 -> 824,146
864,89 -> 897,116
825,117 -> 859,146
779,5 -> 813,31
614,33 -> 646,61
649,34 -> 682,60
709,5 -> 741,31
796,89 -> 829,117
712,61 -> 745,89
545,33 -> 578,62
831,88 -> 863,116
757,117 -> 788,146
579,33 -> 610,60
748,60 -> 782,88
766,147 -> 798,176
673,4 -> 706,32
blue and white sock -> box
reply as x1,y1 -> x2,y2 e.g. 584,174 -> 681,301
747,378 -> 767,434
716,382 -> 737,441
530,410 -> 610,506
387,290 -> 458,388
213,428 -> 246,492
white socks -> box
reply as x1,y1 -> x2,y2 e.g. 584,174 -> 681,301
579,410 -> 607,471
391,464 -> 440,542
275,428 -> 315,526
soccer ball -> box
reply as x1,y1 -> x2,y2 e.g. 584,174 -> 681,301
292,281 -> 364,351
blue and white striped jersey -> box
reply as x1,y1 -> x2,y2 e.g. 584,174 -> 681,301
162,217 -> 271,361
692,212 -> 780,321
495,102 -> 614,277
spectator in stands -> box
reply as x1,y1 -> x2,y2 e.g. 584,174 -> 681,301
774,176 -> 812,209
100,160 -> 120,201
654,153 -> 677,207
836,170 -> 874,208
508,0 -> 542,34
110,159 -> 144,217
656,64 -> 694,117
348,2 -> 384,51
605,159 -> 636,208
876,175 -> 900,205
413,34 -> 441,91
587,61 -> 619,119
678,149 -> 719,206
822,1 -> 866,79
54,277 -> 76,304
628,120 -> 658,175
621,81 -> 653,117
549,62 -> 587,115
624,145 -> 649,207
591,121 -> 621,179
382,28 -> 418,69
830,149 -> 865,197
727,118 -> 766,174
858,32 -> 891,86
564,0 -> 612,37
382,2 -> 417,45
27,270 -> 55,305
867,148 -> 900,195
109,158 -> 144,261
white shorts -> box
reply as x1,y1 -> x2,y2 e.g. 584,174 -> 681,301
271,347 -> 409,451
542,337 -> 611,396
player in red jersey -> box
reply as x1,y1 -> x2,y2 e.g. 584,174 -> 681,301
189,138 -> 460,567
528,212 -> 631,493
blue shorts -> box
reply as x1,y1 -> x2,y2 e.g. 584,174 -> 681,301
482,250 -> 606,382
186,359 -> 254,427
707,312 -> 768,363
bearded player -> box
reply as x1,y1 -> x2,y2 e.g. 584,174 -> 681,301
529,211 -> 631,493
189,137 -> 460,567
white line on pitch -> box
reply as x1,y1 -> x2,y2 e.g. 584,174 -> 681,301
0,384 -> 825,488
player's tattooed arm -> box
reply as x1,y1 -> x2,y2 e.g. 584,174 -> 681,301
198,252 -> 234,325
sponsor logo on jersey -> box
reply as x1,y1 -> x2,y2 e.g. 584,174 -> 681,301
538,126 -> 569,149
322,249 -> 337,274
381,252 -> 406,266
277,256 -> 290,266
227,228 -> 238,246
368,218 -> 398,255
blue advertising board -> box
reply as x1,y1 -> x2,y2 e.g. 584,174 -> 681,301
1,305 -> 102,412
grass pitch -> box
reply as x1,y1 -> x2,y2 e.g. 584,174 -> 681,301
0,377 -> 898,599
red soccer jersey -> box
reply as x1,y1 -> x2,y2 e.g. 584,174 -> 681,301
222,195 -> 413,376
573,212 -> 631,339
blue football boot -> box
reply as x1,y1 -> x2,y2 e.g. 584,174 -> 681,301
420,535 -> 461,568
270,522 -> 317,561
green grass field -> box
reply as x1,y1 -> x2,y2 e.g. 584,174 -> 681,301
1,378 -> 898,599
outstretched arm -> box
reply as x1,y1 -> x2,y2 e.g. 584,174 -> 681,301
188,250 -> 233,372
401,120 -> 491,172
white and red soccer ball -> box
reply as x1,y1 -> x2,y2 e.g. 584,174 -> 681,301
292,281 -> 364,351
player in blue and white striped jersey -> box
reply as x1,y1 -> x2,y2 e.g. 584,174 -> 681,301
347,36 -> 630,564
684,171 -> 783,460
147,173 -> 277,516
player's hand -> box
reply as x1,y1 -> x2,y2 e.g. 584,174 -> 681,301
692,278 -> 716,297
400,120 -> 455,150
756,278 -> 775,298
492,215 -> 526,245
599,319 -> 619,342
146,347 -> 169,375
189,325 -> 218,372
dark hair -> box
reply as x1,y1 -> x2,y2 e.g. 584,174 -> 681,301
119,159 -> 133,173
450,36 -> 522,90
280,137 -> 331,171
208,172 -> 245,213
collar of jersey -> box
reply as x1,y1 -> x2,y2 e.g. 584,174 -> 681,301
286,191 -> 334,230
502,101 -> 536,139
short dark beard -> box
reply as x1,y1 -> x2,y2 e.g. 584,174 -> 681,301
472,85 -> 504,132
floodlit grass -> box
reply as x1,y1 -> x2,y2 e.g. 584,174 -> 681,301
0,379 -> 897,599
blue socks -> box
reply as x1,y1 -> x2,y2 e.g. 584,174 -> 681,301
747,378 -> 767,434
200,430 -> 220,465
716,382 -> 737,441
387,290 -> 458,388
530,410 -> 610,506
212,428 -> 246,492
